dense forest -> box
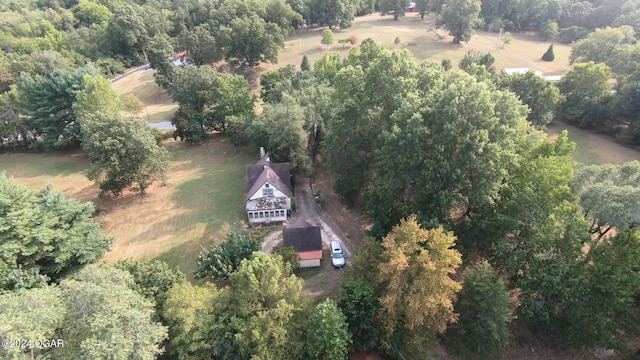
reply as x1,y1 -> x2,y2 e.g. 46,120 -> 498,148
1,0 -> 640,359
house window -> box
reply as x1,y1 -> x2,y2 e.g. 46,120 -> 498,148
249,212 -> 254,219
262,187 -> 274,197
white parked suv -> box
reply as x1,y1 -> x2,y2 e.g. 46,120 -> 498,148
330,240 -> 345,268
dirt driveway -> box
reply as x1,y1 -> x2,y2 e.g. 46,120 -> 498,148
261,175 -> 359,259
260,165 -> 370,299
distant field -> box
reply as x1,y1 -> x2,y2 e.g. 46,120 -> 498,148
275,12 -> 571,75
546,121 -> 640,165
0,137 -> 257,279
111,69 -> 178,123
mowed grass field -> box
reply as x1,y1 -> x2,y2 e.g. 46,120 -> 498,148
111,69 -> 178,123
546,121 -> 640,166
275,12 -> 571,75
0,138 -> 256,279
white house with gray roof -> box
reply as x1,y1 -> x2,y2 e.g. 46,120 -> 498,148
245,148 -> 292,225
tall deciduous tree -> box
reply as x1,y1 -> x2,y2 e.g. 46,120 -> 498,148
368,71 -> 529,229
379,0 -> 409,20
308,0 -> 358,29
0,173 -> 113,290
114,259 -> 186,324
571,161 -> 640,239
210,73 -> 256,132
0,286 -> 65,360
566,229 -> 640,350
221,14 -> 284,66
558,61 -> 612,126
163,282 -> 219,359
444,261 -> 513,359
305,299 -> 352,359
375,216 -> 462,354
104,4 -> 149,64
176,24 -> 221,66
210,252 -> 309,360
569,26 -> 636,76
436,0 -> 483,44
73,74 -> 123,121
80,114 -> 169,196
499,70 -> 563,128
146,34 -> 175,89
55,265 -> 167,360
254,94 -> 312,174
338,276 -> 381,352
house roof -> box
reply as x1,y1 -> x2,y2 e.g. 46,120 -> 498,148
283,223 -> 322,253
246,153 -> 291,200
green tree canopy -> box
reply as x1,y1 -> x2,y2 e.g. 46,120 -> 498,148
379,0 -> 409,20
0,173 -> 113,290
444,261 -> 513,359
221,14 -> 284,65
17,64 -> 99,150
367,71 -> 529,229
196,230 -> 263,282
114,259 -> 186,324
338,276 -> 381,352
0,286 -> 65,359
55,265 -> 168,359
571,161 -> 640,239
558,61 -> 612,126
570,26 -> 637,76
499,69 -> 563,128
163,282 -> 219,359
308,0 -> 358,29
176,24 -> 222,66
210,252 -> 309,360
80,114 -> 169,196
73,73 -> 123,121
305,299 -> 352,359
436,0 -> 483,44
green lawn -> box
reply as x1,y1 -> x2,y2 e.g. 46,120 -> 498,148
546,121 -> 640,166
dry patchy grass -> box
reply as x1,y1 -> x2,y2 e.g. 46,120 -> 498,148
277,13 -> 571,75
0,136 -> 257,279
111,69 -> 178,123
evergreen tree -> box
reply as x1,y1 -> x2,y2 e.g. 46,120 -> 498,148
301,55 -> 310,71
542,44 -> 555,61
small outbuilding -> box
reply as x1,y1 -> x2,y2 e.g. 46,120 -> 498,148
283,220 -> 322,268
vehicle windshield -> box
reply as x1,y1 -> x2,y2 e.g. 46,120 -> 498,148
332,253 -> 344,259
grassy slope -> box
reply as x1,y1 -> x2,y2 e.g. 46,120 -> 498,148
111,69 -> 178,123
